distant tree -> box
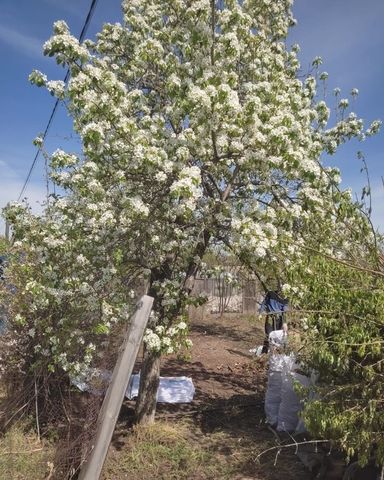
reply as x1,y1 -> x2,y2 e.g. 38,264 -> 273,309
3,0 -> 380,425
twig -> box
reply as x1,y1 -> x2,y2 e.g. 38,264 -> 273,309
46,461 -> 55,480
274,446 -> 281,466
311,338 -> 384,347
0,447 -> 43,455
3,402 -> 29,428
267,425 -> 281,444
286,430 -> 299,455
255,439 -> 330,462
302,245 -> 384,278
35,378 -> 40,442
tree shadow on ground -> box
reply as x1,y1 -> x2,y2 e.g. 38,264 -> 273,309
191,321 -> 264,345
159,357 -> 267,406
194,393 -> 311,479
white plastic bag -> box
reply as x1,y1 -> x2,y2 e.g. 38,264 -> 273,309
268,330 -> 290,371
269,329 -> 288,348
249,345 -> 263,356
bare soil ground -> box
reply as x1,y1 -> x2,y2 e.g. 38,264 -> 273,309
103,312 -> 314,480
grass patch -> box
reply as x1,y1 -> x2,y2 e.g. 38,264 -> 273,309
0,422 -> 54,479
102,421 -> 234,480
101,407 -> 311,480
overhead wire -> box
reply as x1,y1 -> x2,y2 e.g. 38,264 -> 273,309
17,0 -> 99,201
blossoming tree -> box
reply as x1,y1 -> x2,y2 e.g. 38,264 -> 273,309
3,0 -> 380,425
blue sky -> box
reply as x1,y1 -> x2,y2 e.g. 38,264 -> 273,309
0,0 -> 383,234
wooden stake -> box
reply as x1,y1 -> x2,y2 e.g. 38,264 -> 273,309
78,295 -> 153,480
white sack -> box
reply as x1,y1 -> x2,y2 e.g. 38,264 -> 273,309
265,352 -> 296,425
277,370 -> 311,432
264,330 -> 316,432
264,370 -> 282,426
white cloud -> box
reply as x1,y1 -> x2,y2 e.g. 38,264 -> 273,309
0,24 -> 44,58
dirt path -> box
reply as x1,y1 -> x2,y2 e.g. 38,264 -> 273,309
160,313 -> 267,406
108,313 -> 312,479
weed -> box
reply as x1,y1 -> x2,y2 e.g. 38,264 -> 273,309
0,422 -> 54,479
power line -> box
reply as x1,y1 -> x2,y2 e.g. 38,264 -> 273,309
17,0 -> 99,202
79,0 -> 99,43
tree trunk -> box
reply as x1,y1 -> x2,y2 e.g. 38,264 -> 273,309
134,233 -> 211,425
134,346 -> 161,424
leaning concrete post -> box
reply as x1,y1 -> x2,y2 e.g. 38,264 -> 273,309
78,295 -> 153,480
